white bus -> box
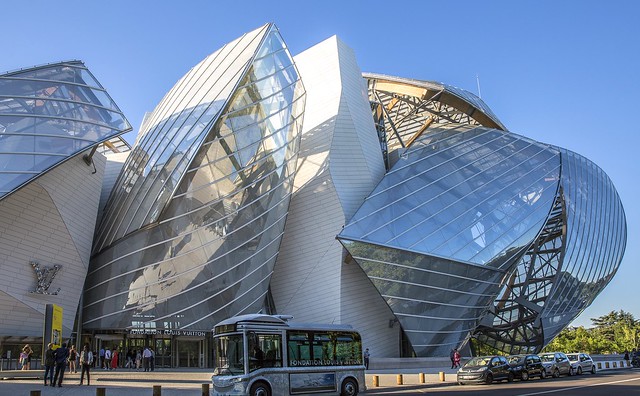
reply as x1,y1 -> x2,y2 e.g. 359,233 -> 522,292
211,314 -> 365,396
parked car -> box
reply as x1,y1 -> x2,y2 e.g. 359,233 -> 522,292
539,352 -> 572,378
457,355 -> 514,385
567,353 -> 596,375
508,354 -> 546,380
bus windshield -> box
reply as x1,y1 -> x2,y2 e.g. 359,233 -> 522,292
213,333 -> 244,376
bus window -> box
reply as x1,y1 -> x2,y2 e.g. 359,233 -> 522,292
313,333 -> 335,363
249,332 -> 282,372
287,331 -> 311,367
213,334 -> 244,375
336,332 -> 362,365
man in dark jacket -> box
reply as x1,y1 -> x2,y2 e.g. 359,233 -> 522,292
52,342 -> 69,387
44,343 -> 55,386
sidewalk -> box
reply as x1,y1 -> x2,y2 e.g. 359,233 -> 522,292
0,366 -> 460,394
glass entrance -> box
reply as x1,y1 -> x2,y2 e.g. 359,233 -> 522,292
154,338 -> 172,368
176,338 -> 203,368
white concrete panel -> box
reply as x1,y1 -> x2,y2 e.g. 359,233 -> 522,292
0,152 -> 105,337
98,151 -> 130,221
272,36 -> 395,355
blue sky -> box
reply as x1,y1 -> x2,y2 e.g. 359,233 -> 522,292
3,1 -> 638,328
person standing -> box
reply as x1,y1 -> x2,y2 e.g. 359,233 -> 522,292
52,342 -> 69,387
79,344 -> 93,385
149,347 -> 155,371
136,349 -> 142,370
363,348 -> 370,370
99,346 -> 105,369
68,345 -> 78,373
142,346 -> 152,372
104,347 -> 112,370
111,348 -> 119,370
453,348 -> 461,368
43,343 -> 55,386
21,344 -> 33,370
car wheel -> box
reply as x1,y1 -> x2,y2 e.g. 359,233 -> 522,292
250,381 -> 271,396
553,368 -> 560,378
569,367 -> 574,376
340,377 -> 358,396
577,367 -> 583,375
540,369 -> 547,379
485,373 -> 493,385
521,371 -> 529,381
591,366 -> 596,374
508,372 -> 514,382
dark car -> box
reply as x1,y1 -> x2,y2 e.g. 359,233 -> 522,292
457,355 -> 514,385
508,354 -> 546,380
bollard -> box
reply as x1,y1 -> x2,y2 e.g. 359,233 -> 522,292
397,374 -> 403,385
153,385 -> 162,396
96,388 -> 106,396
202,383 -> 210,396
30,391 -> 41,396
439,371 -> 445,382
372,375 -> 379,387
419,372 -> 425,383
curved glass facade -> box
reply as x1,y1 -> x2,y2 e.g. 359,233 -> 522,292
0,61 -> 131,198
339,75 -> 626,356
84,24 -> 305,331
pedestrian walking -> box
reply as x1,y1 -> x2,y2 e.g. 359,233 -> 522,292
79,344 -> 93,385
450,348 -> 456,369
43,343 -> 55,386
52,342 -> 69,387
453,348 -> 461,368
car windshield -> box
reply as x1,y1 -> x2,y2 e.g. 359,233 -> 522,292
213,333 -> 244,376
508,355 -> 525,364
567,354 -> 578,361
465,357 -> 490,366
540,354 -> 555,362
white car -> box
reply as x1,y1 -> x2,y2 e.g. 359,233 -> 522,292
566,353 -> 596,375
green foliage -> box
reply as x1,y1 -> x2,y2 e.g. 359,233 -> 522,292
542,310 -> 640,354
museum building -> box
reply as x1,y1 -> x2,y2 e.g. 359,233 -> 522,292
0,23 -> 626,367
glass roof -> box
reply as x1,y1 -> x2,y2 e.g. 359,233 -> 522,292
0,60 -> 131,199
339,124 -> 561,268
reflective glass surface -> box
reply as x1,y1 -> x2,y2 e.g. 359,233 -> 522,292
0,61 -> 131,198
340,125 -> 560,268
540,149 -> 626,344
85,24 -> 305,332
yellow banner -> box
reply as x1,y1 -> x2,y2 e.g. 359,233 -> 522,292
51,304 -> 63,349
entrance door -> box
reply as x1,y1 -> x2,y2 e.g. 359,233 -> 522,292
154,338 -> 172,368
177,339 -> 203,368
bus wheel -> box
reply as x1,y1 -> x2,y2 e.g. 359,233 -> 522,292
250,381 -> 271,396
341,378 -> 358,396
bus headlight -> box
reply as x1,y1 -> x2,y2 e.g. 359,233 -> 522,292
213,376 -> 246,388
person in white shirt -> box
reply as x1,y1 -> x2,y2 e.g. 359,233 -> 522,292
142,347 -> 152,372
104,347 -> 112,370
